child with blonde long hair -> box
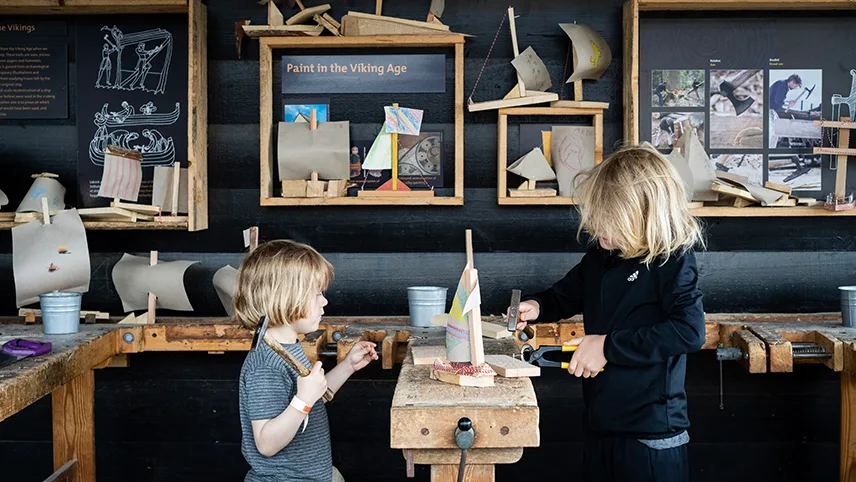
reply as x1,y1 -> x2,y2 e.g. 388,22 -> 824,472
235,240 -> 377,482
514,144 -> 706,482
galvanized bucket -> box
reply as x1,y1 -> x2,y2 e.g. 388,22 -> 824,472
406,286 -> 448,327
39,292 -> 82,335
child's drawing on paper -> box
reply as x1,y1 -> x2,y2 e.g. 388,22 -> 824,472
551,126 -> 595,197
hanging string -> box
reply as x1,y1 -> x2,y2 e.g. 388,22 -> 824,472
559,41 -> 571,100
468,9 -> 509,104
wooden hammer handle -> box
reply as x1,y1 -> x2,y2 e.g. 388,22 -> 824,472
263,337 -> 334,402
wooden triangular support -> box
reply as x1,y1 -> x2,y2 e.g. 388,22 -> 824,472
146,250 -> 157,324
268,1 -> 284,26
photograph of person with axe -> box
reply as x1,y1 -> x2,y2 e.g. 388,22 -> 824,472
710,69 -> 764,148
768,69 -> 823,149
234,240 -> 378,482
509,144 -> 706,482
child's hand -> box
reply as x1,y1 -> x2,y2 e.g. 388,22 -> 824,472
564,335 -> 607,378
296,361 -> 328,404
345,341 -> 378,373
504,300 -> 540,331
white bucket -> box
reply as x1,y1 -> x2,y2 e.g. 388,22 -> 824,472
407,286 -> 448,327
39,292 -> 82,335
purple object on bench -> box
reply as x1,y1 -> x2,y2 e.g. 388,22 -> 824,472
2,339 -> 52,357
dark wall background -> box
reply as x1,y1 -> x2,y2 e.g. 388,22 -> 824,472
0,1 -> 851,481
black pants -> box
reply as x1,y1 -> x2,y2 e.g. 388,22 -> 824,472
582,437 -> 689,482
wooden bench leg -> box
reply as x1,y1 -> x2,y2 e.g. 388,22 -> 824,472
431,464 -> 494,482
53,370 -> 95,482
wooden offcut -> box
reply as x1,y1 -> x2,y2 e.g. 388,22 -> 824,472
341,11 -> 450,36
764,181 -> 793,195
484,355 -> 540,378
412,345 -> 446,365
286,3 -> 330,25
481,322 -> 513,339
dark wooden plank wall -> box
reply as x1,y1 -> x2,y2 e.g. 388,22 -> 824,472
0,1 -> 849,480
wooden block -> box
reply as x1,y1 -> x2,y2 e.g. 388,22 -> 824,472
314,13 -> 340,36
83,313 -> 97,325
430,365 -> 495,387
382,332 -> 399,370
711,182 -> 756,202
733,330 -> 767,373
507,188 -> 557,198
281,180 -> 307,198
764,181 -> 793,195
117,313 -> 138,325
481,322 -> 513,339
749,326 -> 792,373
732,196 -> 756,208
762,196 -> 797,207
306,180 -> 327,197
412,345 -> 446,365
797,197 -> 818,206
687,201 -> 704,209
325,180 -> 350,197
484,355 -> 540,378
24,311 -> 36,324
322,13 -> 341,29
815,332 -> 844,372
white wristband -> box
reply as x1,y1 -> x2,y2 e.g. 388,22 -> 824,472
290,397 -> 310,433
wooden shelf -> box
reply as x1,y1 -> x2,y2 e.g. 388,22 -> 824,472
690,205 -> 856,217
497,107 -> 604,206
637,0 -> 856,10
0,0 -> 188,14
259,34 -> 466,48
257,34 -> 465,207
498,197 -> 577,206
0,219 -> 189,230
261,196 -> 463,206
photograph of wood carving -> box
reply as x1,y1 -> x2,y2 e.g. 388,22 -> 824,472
6,2 -> 856,482
710,69 -> 764,148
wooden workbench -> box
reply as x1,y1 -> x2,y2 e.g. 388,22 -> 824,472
0,325 -> 117,482
391,333 -> 538,482
3,315 -> 856,481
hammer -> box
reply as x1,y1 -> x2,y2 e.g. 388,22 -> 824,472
251,316 -> 334,402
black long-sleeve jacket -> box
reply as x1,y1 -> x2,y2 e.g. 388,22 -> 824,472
523,246 -> 705,439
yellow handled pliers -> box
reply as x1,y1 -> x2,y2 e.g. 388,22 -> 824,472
520,344 -> 577,369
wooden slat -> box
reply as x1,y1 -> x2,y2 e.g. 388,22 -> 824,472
594,112 -> 604,163
431,465 -> 494,482
468,92 -> 558,112
814,147 -> 856,157
260,43 -> 274,202
260,34 -> 464,48
688,205 -> 856,217
52,370 -> 95,482
243,24 -> 325,37
815,120 -> 856,128
497,113 -> 508,202
498,197 -> 576,206
497,106 -> 603,117
261,196 -> 464,206
0,0 -> 187,14
455,42 -> 464,201
732,330 -> 767,373
550,100 -> 610,109
623,0 -> 639,143
411,448 -> 522,465
484,354 -> 539,377
188,0 -> 208,231
43,459 -> 77,482
639,0 -> 856,9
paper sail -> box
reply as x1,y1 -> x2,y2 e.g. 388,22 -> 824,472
560,23 -> 612,83
0,188 -> 8,208
446,267 -> 482,363
682,128 -> 718,202
507,147 -> 557,181
360,126 -> 394,171
213,265 -> 238,317
551,126 -> 595,197
277,121 -> 351,180
429,0 -> 445,17
384,106 -> 423,136
97,146 -> 143,202
16,177 -> 66,213
152,165 -> 188,213
12,209 -> 90,307
665,150 -> 694,202
111,253 -> 198,312
511,46 -> 553,92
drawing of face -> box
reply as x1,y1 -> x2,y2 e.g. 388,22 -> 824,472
556,133 -> 585,170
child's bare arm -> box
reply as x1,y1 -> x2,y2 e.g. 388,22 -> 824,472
249,362 -> 328,457
327,341 -> 377,393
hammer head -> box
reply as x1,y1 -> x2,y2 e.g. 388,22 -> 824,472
250,316 -> 270,352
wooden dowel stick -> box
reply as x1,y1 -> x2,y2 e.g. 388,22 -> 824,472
465,229 -> 473,269
41,197 -> 50,225
171,162 -> 180,215
310,108 -> 317,130
147,251 -> 158,324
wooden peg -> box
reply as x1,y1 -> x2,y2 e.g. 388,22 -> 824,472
171,162 -> 181,215
375,0 -> 382,15
147,251 -> 158,324
310,108 -> 317,130
41,197 -> 50,225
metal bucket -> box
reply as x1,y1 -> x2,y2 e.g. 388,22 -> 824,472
840,286 -> 856,328
407,286 -> 448,327
39,292 -> 82,335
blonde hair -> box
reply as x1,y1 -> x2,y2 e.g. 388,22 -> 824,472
233,240 -> 334,330
573,144 -> 705,265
